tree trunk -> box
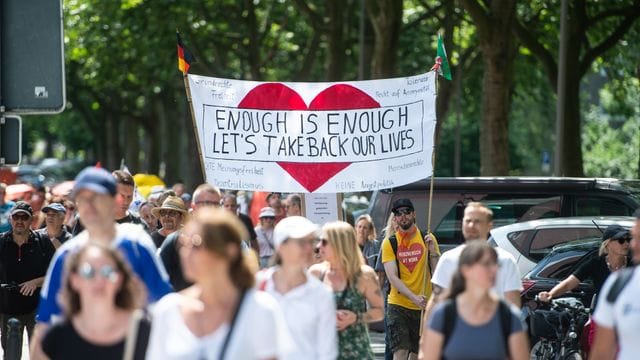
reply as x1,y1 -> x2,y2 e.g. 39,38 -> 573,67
125,118 -> 140,173
463,0 -> 517,175
367,0 -> 402,78
325,0 -> 346,81
434,1 -> 457,146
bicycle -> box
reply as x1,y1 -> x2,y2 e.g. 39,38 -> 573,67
528,296 -> 590,360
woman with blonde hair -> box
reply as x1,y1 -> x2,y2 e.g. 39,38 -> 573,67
420,241 -> 529,360
145,208 -> 291,359
41,242 -> 147,359
355,214 -> 380,269
310,221 -> 384,359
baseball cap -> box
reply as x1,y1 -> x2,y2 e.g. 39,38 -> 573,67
11,201 -> 33,217
273,216 -> 319,248
391,198 -> 414,213
42,203 -> 66,214
602,224 -> 629,241
73,167 -> 117,197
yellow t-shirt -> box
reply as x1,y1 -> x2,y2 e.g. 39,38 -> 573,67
381,229 -> 440,310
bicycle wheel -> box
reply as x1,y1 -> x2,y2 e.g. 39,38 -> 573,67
530,340 -> 555,360
564,351 -> 582,360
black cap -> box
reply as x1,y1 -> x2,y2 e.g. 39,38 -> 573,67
391,198 -> 414,213
11,201 -> 33,217
602,224 -> 629,241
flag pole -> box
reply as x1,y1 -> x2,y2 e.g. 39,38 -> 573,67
182,73 -> 207,182
419,69 -> 439,336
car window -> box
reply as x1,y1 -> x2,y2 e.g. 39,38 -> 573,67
483,196 -> 562,228
507,230 -> 533,256
574,197 -> 632,216
538,254 -> 583,279
528,228 -> 602,262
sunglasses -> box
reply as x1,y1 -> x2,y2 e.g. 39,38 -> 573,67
615,237 -> 631,244
393,208 -> 413,216
179,233 -> 203,248
159,210 -> 180,217
77,263 -> 119,283
11,214 -> 31,221
261,216 -> 275,220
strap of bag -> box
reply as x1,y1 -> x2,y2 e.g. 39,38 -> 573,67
441,299 -> 457,350
606,267 -> 635,304
219,289 -> 248,360
122,309 -> 144,360
498,300 -> 512,359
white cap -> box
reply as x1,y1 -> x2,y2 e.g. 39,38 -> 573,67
273,216 -> 319,248
259,207 -> 276,218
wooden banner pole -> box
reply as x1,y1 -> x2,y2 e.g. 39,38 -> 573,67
182,74 -> 207,182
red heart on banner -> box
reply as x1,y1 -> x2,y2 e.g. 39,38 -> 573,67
238,83 -> 380,192
397,242 -> 424,273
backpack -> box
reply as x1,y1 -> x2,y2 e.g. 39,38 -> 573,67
441,299 -> 512,357
605,266 -> 636,304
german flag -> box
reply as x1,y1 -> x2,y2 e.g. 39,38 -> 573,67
177,31 -> 196,75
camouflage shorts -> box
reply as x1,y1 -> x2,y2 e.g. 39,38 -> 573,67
386,303 -> 422,354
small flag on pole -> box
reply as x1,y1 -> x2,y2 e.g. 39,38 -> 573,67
431,34 -> 452,80
177,31 -> 196,75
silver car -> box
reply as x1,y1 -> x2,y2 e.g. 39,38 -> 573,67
489,216 -> 635,277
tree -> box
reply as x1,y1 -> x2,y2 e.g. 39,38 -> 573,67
461,0 -> 519,175
515,0 -> 640,176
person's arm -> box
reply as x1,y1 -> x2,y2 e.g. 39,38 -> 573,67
360,267 -> 384,323
424,284 -> 443,322
508,330 -> 530,360
588,325 -> 616,360
30,322 -> 50,360
537,275 -> 580,302
418,328 -> 443,360
504,290 -> 521,308
383,261 -> 426,308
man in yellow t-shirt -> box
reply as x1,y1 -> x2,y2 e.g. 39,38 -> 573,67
381,198 -> 439,360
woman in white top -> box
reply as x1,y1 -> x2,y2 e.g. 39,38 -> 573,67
146,208 -> 291,360
257,216 -> 338,360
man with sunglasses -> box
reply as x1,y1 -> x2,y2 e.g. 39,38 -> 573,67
0,201 -> 55,358
30,167 -> 172,359
380,198 -> 439,360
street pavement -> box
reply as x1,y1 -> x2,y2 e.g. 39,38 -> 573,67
371,330 -> 386,359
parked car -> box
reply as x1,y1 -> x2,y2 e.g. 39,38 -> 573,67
368,177 -> 640,252
489,217 -> 636,276
520,240 -> 600,314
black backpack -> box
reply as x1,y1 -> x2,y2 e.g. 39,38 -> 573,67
441,299 -> 513,357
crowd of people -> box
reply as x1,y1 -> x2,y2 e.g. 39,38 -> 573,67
0,166 -> 638,359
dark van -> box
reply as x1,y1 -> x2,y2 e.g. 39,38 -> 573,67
367,177 -> 640,252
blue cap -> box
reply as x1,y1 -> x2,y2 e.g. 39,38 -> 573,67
42,203 -> 66,214
73,167 -> 117,197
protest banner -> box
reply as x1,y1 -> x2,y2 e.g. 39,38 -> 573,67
187,71 -> 436,193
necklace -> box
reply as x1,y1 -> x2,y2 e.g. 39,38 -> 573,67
606,255 -> 627,272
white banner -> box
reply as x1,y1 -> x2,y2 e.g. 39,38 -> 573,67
188,71 -> 436,193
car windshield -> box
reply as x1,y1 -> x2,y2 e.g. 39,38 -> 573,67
620,180 -> 640,204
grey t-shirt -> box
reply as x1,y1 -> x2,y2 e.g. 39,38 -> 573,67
428,300 -> 524,360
